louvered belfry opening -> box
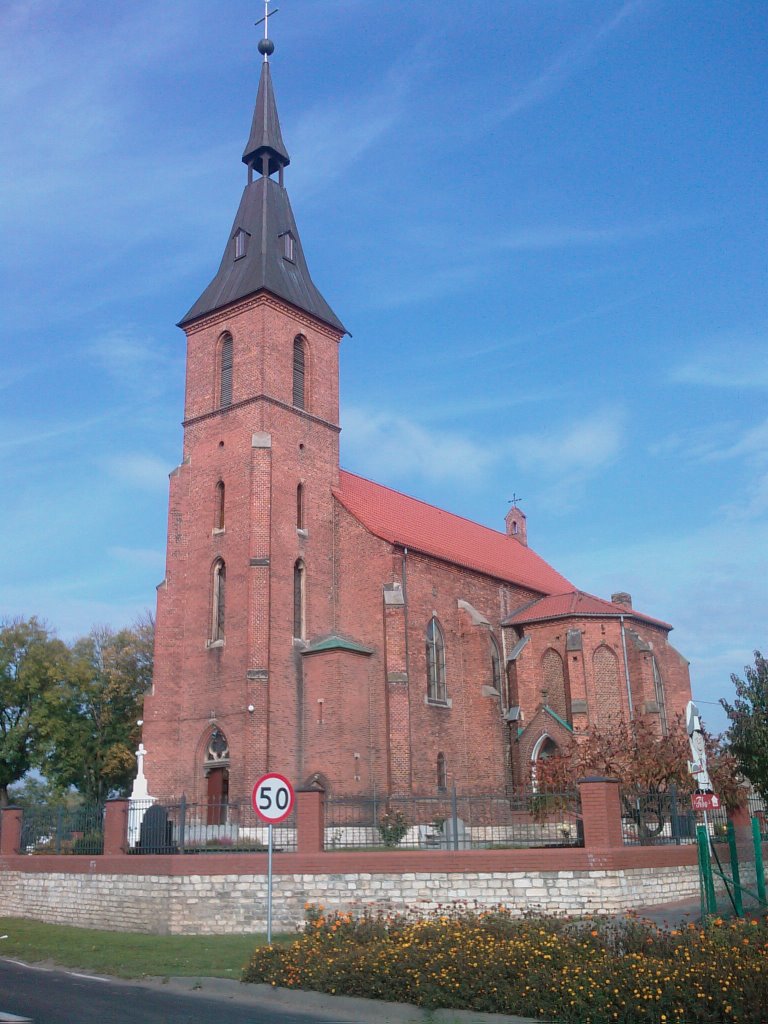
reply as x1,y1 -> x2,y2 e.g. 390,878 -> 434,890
220,334 -> 233,408
292,336 -> 305,409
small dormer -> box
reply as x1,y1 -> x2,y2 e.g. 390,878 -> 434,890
280,229 -> 296,263
505,505 -> 527,546
233,228 -> 250,260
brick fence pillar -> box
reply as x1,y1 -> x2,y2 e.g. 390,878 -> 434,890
578,777 -> 624,850
0,807 -> 23,855
728,802 -> 752,835
296,788 -> 325,854
103,799 -> 129,855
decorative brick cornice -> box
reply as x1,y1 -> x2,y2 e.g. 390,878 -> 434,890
183,393 -> 340,433
181,292 -> 343,342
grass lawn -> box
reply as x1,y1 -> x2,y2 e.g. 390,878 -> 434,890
0,917 -> 290,979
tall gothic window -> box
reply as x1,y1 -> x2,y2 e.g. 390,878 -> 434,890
296,483 -> 305,530
426,617 -> 446,703
490,634 -> 502,692
214,480 -> 225,531
293,559 -> 306,639
652,657 -> 669,736
220,334 -> 233,408
292,336 -> 305,409
211,558 -> 226,641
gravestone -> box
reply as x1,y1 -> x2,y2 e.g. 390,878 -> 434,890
136,803 -> 177,854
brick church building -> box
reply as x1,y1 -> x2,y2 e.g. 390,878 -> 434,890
141,37 -> 692,809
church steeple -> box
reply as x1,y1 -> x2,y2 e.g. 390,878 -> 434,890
179,26 -> 345,334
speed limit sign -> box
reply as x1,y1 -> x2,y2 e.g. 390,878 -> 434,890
251,773 -> 295,824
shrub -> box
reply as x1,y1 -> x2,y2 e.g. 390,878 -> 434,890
243,905 -> 768,1023
72,832 -> 104,855
377,808 -> 409,848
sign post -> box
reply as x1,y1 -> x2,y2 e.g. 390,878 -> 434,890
251,773 -> 295,943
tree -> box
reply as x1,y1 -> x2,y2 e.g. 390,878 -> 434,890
0,618 -> 69,807
537,714 -> 744,811
721,651 -> 768,803
40,617 -> 153,803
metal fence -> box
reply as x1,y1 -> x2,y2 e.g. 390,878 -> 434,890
324,788 -> 582,851
126,797 -> 296,854
20,804 -> 105,855
619,787 -> 734,846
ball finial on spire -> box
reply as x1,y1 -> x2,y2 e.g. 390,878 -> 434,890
258,38 -> 275,56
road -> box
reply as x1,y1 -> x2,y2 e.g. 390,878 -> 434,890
0,959 -> 371,1024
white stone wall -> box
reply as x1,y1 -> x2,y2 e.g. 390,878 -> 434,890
0,864 -> 702,935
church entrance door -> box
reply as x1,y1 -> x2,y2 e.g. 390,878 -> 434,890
206,766 -> 229,825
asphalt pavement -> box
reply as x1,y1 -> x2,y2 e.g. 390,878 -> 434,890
0,958 -> 543,1024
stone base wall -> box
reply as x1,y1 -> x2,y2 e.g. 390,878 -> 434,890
0,862 -> 702,935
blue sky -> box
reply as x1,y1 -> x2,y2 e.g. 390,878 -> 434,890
1,0 -> 766,734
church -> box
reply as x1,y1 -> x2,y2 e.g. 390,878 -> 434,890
142,31 -> 692,811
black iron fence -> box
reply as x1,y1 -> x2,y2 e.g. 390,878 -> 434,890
619,787 -> 737,846
20,804 -> 105,855
324,787 -> 582,851
127,797 -> 296,854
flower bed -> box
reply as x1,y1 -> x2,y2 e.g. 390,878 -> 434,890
243,905 -> 768,1023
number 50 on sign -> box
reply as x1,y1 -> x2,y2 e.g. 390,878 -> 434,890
251,773 -> 295,824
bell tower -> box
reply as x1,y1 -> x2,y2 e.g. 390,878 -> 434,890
143,21 -> 347,805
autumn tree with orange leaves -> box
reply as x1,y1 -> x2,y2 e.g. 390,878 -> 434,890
536,715 -> 744,810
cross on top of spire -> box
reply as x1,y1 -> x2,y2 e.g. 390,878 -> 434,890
255,1 -> 278,62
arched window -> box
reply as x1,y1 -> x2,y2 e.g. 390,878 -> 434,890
293,559 -> 306,639
211,558 -> 226,641
220,334 -> 233,409
292,336 -> 305,409
296,483 -> 305,530
490,635 -> 502,692
542,648 -> 567,720
214,480 -> 225,531
426,617 -> 446,703
437,752 -> 447,791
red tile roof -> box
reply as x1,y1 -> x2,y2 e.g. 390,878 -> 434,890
503,590 -> 672,630
334,470 -> 573,595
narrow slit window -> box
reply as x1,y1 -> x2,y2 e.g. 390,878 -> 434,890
220,335 -> 233,409
292,336 -> 305,409
490,635 -> 502,692
214,481 -> 225,530
211,559 -> 226,641
296,483 -> 304,530
293,559 -> 306,639
437,752 -> 447,792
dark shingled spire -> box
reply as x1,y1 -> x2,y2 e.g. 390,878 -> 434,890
242,61 -> 290,176
179,45 -> 345,334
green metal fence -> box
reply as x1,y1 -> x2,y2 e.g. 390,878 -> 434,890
20,804 -> 105,855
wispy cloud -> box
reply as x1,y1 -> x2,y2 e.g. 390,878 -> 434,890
108,545 -> 165,569
342,408 -> 495,487
496,0 -> 646,120
103,454 -> 171,491
670,333 -> 768,389
515,408 -> 626,475
87,330 -> 183,402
